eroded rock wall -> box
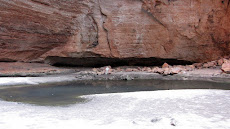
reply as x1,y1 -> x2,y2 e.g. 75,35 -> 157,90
0,0 -> 100,62
0,0 -> 229,64
141,0 -> 230,62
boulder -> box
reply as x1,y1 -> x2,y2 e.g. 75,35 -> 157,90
163,68 -> 171,75
202,61 -> 217,68
217,58 -> 225,66
152,67 -> 164,74
115,67 -> 122,72
193,63 -> 203,69
162,63 -> 170,68
171,67 -> 182,74
92,68 -> 98,72
125,68 -> 133,72
221,60 -> 230,74
185,65 -> 195,71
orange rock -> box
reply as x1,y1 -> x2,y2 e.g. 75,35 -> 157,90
221,60 -> 230,74
217,58 -> 225,66
162,63 -> 170,68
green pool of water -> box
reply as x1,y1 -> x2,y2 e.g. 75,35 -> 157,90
0,80 -> 229,106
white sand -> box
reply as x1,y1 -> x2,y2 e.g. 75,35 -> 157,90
0,76 -> 77,86
0,90 -> 229,129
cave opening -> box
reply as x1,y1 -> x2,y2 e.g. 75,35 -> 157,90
44,56 -> 194,68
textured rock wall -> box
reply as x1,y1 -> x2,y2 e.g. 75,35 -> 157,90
0,0 -> 229,64
141,0 -> 230,62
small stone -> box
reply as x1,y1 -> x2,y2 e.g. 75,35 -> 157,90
153,67 -> 164,74
185,65 -> 195,71
158,69 -> 164,74
193,63 -> 203,68
132,68 -> 139,72
132,121 -> 137,124
125,68 -> 133,72
221,60 -> 230,74
151,118 -> 161,123
203,61 -> 217,68
92,68 -> 97,72
137,67 -> 142,71
142,67 -> 149,71
146,67 -> 152,72
171,67 -> 182,74
121,75 -> 134,81
163,68 -> 171,75
170,118 -> 177,126
162,62 -> 170,68
217,58 -> 225,66
96,71 -> 104,75
116,67 -> 122,72
151,67 -> 159,73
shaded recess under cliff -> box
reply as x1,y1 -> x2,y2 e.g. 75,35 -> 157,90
45,56 -> 193,67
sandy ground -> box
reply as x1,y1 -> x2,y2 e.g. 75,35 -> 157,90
0,90 -> 229,129
0,63 -> 229,129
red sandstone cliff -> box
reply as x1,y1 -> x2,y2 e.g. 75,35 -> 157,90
0,0 -> 229,64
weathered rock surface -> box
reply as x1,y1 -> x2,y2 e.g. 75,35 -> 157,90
221,59 -> 230,74
0,0 -> 230,65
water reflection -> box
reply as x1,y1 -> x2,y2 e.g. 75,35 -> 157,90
0,80 -> 229,106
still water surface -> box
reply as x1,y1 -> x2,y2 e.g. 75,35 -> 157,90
0,80 -> 229,106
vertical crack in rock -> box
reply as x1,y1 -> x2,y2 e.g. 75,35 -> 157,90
141,0 -> 167,28
142,8 -> 167,28
87,14 -> 99,49
74,0 -> 99,55
161,44 -> 167,53
227,0 -> 230,12
98,0 -> 112,56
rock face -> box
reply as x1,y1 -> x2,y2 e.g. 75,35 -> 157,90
222,59 -> 230,74
0,0 -> 230,65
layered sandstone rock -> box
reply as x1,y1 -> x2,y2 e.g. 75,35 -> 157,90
0,0 -> 229,65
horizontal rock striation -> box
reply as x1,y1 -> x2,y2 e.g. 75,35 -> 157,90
0,0 -> 229,65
